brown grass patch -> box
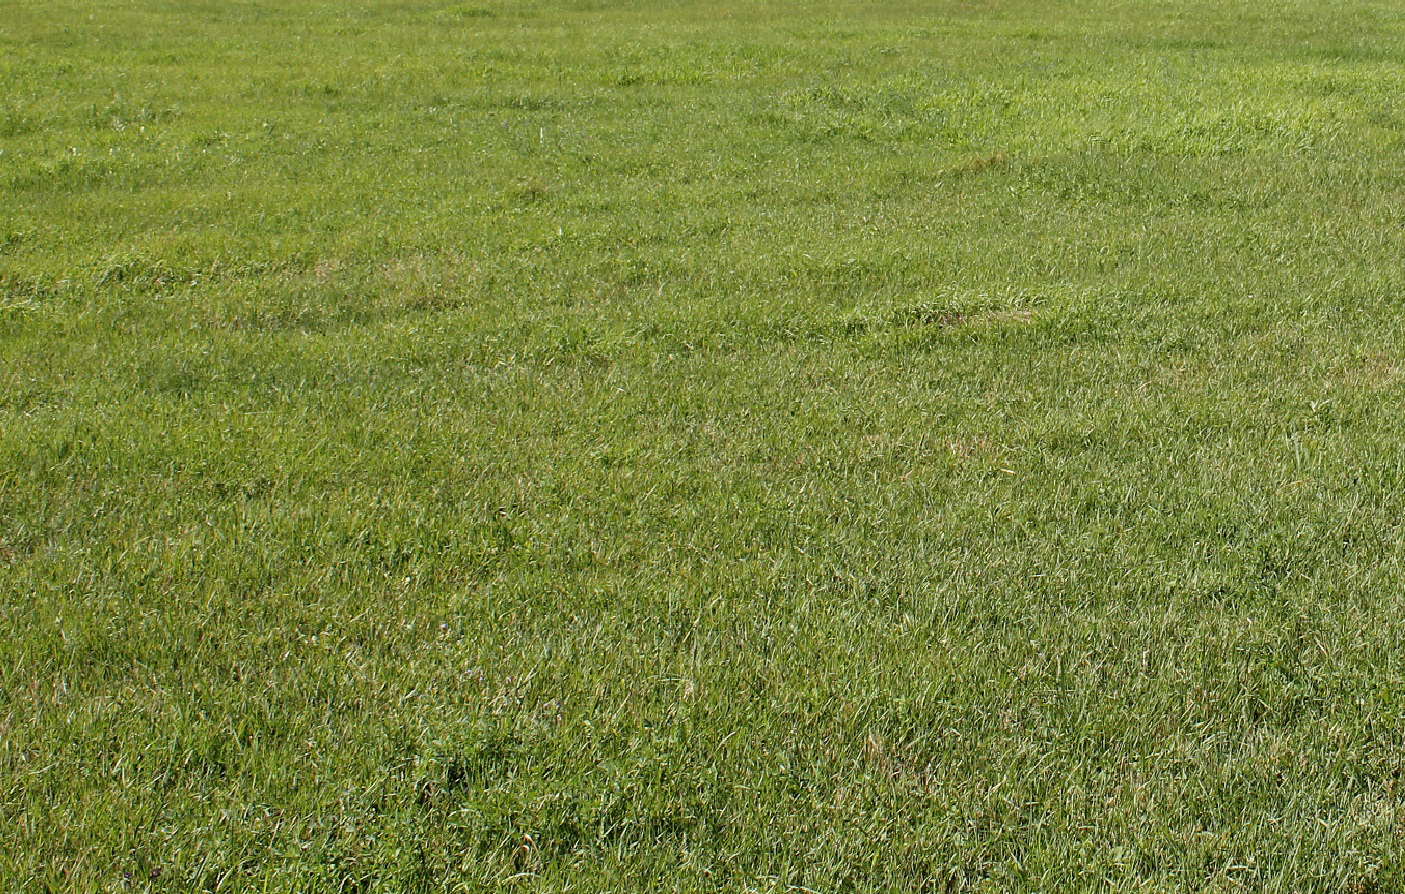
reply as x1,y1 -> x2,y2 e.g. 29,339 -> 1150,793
945,150 -> 1008,176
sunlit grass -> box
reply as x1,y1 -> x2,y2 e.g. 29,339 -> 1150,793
5,0 -> 1405,890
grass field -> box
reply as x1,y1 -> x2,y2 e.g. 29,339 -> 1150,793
6,0 -> 1405,889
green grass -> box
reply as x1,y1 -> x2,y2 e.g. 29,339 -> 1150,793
6,0 -> 1405,890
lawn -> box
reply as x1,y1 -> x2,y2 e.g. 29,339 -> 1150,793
5,0 -> 1405,890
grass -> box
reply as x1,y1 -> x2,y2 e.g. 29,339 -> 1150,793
5,0 -> 1405,890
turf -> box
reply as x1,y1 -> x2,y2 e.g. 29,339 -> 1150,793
5,0 -> 1405,890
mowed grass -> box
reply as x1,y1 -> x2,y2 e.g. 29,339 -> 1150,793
6,0 -> 1405,889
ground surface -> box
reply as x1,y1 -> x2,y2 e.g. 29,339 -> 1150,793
5,0 -> 1405,890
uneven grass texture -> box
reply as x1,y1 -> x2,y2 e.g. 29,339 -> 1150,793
6,0 -> 1405,890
